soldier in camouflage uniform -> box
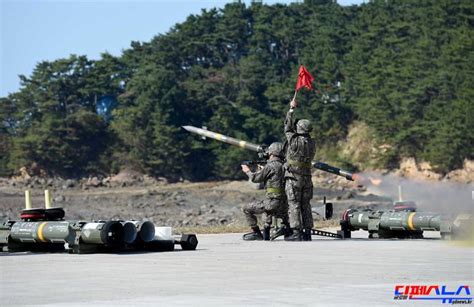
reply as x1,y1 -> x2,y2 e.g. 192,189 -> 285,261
241,142 -> 290,241
283,99 -> 316,241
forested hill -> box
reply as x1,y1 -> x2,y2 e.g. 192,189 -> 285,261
1,0 -> 473,180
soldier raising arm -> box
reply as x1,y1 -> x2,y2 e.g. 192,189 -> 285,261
284,99 -> 298,139
283,99 -> 316,241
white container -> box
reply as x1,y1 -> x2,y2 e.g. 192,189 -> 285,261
154,227 -> 173,241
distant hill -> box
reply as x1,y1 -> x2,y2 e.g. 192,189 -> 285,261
1,0 -> 472,179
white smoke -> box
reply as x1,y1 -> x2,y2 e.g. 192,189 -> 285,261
358,172 -> 474,215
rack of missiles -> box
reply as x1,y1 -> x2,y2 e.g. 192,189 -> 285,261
0,190 -> 198,254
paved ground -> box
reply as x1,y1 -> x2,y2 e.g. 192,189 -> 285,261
1,230 -> 473,306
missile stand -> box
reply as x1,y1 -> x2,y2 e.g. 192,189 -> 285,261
270,198 -> 342,240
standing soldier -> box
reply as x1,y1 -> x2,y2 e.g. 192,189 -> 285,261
241,142 -> 290,241
284,99 -> 316,241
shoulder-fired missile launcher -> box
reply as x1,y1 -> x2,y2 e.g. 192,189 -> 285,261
182,125 -> 355,181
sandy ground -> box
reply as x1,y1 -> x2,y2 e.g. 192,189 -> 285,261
1,230 -> 472,306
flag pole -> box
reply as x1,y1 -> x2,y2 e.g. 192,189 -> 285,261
292,89 -> 298,101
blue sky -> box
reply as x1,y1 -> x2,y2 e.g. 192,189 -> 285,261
1,0 -> 363,97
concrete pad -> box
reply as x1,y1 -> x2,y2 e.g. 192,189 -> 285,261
0,231 -> 472,306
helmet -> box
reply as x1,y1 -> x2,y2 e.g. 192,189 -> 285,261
296,119 -> 312,134
266,142 -> 284,157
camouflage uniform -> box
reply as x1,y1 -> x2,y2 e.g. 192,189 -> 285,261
284,109 -> 316,232
242,157 -> 289,228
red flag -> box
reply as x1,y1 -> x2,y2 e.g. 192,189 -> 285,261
295,65 -> 315,91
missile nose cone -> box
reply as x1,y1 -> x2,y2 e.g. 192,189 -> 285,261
182,125 -> 193,131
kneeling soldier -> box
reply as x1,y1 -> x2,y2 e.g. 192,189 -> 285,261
241,142 -> 290,241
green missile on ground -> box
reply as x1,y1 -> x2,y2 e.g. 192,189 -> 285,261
339,209 -> 456,239
10,221 -> 75,243
76,221 -> 124,246
0,220 -> 73,252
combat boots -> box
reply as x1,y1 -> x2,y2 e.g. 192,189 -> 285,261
270,224 -> 292,240
262,226 -> 271,241
283,225 -> 293,239
284,229 -> 303,241
243,226 -> 263,241
303,228 -> 312,241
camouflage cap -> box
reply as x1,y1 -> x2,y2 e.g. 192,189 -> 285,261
267,142 -> 284,157
296,119 -> 312,134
